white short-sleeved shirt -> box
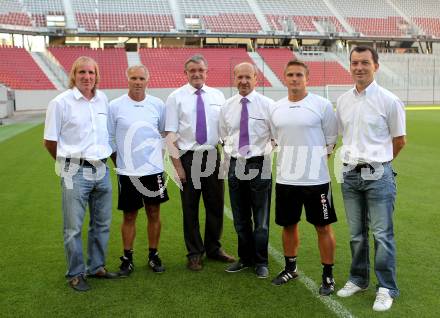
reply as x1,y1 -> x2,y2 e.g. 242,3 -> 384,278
220,90 -> 274,159
336,80 -> 406,164
270,93 -> 338,186
108,94 -> 165,176
44,87 -> 112,160
165,83 -> 225,151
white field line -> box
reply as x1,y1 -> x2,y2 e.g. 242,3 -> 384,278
224,206 -> 356,318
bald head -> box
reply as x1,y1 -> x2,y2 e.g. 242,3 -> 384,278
234,62 -> 258,97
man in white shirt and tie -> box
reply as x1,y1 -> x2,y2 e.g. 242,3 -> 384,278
165,54 -> 235,271
44,56 -> 118,292
220,62 -> 274,278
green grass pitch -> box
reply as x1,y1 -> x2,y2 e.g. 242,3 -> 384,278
0,109 -> 439,317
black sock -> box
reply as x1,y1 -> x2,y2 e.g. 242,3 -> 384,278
124,249 -> 133,262
149,248 -> 158,258
285,256 -> 297,272
322,263 -> 333,277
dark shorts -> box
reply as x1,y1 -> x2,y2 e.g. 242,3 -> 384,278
117,173 -> 169,212
275,182 -> 337,226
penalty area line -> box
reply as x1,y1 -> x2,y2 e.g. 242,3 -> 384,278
224,206 -> 356,318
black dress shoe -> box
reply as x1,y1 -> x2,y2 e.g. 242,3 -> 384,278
208,250 -> 236,263
69,275 -> 90,292
88,268 -> 119,279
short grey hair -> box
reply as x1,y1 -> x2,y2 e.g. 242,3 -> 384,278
126,65 -> 149,79
184,54 -> 208,70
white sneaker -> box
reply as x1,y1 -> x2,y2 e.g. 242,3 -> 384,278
373,287 -> 393,311
336,281 -> 367,298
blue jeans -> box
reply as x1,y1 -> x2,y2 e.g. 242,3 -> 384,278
228,157 -> 271,266
61,165 -> 112,278
341,162 -> 399,298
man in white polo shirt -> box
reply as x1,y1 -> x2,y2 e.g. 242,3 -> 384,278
336,46 -> 406,312
44,56 -> 118,292
270,59 -> 338,296
165,54 -> 235,271
220,62 -> 274,278
108,65 -> 169,277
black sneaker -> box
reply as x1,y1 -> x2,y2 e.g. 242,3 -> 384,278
148,252 -> 165,273
271,268 -> 299,286
118,256 -> 134,277
225,261 -> 250,273
319,276 -> 335,296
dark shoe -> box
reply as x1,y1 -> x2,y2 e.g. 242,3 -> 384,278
69,275 -> 90,292
256,265 -> 269,279
148,252 -> 165,273
319,276 -> 335,296
187,256 -> 202,271
118,256 -> 134,277
271,268 -> 299,286
225,261 -> 250,273
208,250 -> 236,263
88,267 -> 119,279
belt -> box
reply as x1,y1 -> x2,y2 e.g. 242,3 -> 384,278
343,161 -> 389,173
231,156 -> 265,164
64,158 -> 107,167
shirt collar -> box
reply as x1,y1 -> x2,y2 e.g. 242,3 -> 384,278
238,90 -> 256,103
352,80 -> 378,97
187,83 -> 207,95
72,86 -> 98,101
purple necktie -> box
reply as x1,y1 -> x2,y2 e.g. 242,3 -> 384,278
195,89 -> 207,144
239,97 -> 250,156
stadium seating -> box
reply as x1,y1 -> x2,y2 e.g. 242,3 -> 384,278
0,46 -> 54,89
72,0 -> 174,32
180,0 -> 262,33
258,0 -> 346,33
256,48 -> 295,84
331,0 -> 407,36
0,0 -> 32,26
139,48 -> 270,88
394,0 -> 440,37
22,0 -> 64,27
257,48 -> 352,86
49,47 -> 128,89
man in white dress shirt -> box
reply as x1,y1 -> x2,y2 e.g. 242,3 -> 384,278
220,62 -> 274,278
108,65 -> 169,277
270,59 -> 338,296
44,56 -> 118,292
336,46 -> 406,312
165,54 -> 235,271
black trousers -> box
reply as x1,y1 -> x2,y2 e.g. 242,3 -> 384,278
180,149 -> 224,258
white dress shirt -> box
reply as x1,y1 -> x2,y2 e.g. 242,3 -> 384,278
220,90 -> 274,159
270,93 -> 337,185
108,94 -> 165,176
165,83 -> 225,151
44,87 -> 112,160
336,80 -> 406,164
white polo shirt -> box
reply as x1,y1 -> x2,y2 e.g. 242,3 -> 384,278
336,81 -> 406,164
220,90 -> 274,159
165,83 -> 225,151
108,94 -> 165,176
270,93 -> 338,186
44,87 -> 112,160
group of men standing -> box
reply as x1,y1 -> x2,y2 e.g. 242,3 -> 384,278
43,45 -> 405,312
